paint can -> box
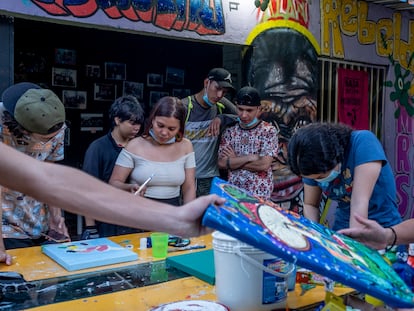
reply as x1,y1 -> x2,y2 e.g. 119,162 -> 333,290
212,231 -> 294,311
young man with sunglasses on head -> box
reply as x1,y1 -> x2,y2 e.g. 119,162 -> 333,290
181,68 -> 237,197
218,86 -> 278,200
0,82 -> 69,255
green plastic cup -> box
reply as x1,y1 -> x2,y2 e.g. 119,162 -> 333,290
151,232 -> 169,259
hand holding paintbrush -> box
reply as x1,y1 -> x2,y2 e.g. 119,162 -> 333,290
134,173 -> 155,196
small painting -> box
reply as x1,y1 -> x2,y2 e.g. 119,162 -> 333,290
166,67 -> 184,85
55,48 -> 76,65
105,62 -> 126,80
147,73 -> 163,87
62,90 -> 87,109
94,83 -> 117,101
80,113 -> 104,132
85,65 -> 101,78
123,81 -> 144,101
52,68 -> 77,87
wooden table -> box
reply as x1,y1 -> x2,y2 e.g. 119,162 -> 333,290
1,233 -> 354,310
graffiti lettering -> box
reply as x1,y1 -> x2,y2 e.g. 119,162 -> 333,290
30,0 -> 225,35
321,0 -> 414,71
395,174 -> 410,217
229,2 -> 240,11
259,0 -> 309,27
395,108 -> 414,218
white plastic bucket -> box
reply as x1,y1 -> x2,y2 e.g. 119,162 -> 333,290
212,231 -> 294,311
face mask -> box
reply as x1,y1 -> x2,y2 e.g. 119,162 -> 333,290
202,80 -> 213,107
202,92 -> 213,107
315,164 -> 341,187
238,117 -> 259,128
149,128 -> 176,145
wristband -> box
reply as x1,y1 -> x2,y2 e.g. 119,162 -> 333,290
385,227 -> 397,252
226,157 -> 231,170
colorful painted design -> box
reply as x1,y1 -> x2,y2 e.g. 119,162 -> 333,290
202,177 -> 414,308
29,0 -> 225,35
382,33 -> 414,118
42,238 -> 138,271
150,300 -> 229,311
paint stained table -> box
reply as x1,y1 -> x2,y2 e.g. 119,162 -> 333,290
0,233 -> 355,310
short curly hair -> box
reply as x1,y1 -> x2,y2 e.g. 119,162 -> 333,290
287,122 -> 353,176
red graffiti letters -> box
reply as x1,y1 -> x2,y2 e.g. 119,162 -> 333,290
30,0 -> 225,35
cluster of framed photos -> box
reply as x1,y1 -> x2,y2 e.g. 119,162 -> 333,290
53,48 -> 191,111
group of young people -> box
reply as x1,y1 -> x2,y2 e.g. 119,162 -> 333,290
83,68 -> 279,238
0,70 -> 412,275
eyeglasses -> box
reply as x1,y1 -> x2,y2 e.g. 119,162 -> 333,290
168,235 -> 190,247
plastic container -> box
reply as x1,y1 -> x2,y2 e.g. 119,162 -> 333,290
150,300 -> 229,310
212,231 -> 294,311
151,232 -> 168,259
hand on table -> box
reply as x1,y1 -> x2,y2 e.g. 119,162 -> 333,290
0,248 -> 12,265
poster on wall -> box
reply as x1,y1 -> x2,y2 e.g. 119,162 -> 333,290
337,68 -> 369,130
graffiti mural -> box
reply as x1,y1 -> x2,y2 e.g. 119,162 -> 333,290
382,35 -> 414,219
243,0 -> 320,215
29,0 -> 226,35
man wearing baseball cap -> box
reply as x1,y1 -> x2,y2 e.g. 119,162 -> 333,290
181,68 -> 237,197
217,86 -> 278,199
0,82 -> 69,257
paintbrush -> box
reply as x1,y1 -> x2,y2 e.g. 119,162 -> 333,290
134,173 -> 155,195
167,245 -> 206,253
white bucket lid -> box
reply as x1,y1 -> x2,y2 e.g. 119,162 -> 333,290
212,231 -> 267,255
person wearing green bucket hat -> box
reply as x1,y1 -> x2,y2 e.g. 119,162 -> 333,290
0,82 -> 69,257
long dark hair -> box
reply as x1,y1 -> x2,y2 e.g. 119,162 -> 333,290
2,111 -> 26,138
143,96 -> 187,142
287,122 -> 353,176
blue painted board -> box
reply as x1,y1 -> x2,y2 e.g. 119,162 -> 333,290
42,238 -> 138,271
202,177 -> 414,308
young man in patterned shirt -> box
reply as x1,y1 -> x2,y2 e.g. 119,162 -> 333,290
218,86 -> 278,200
0,82 -> 68,254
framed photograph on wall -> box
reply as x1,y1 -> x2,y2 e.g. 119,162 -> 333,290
149,91 -> 169,109
105,62 -> 126,80
62,90 -> 87,109
172,88 -> 191,99
52,67 -> 77,87
94,83 -> 117,101
85,65 -> 101,78
80,113 -> 104,132
55,48 -> 76,65
166,67 -> 184,85
147,73 -> 163,87
123,81 -> 144,101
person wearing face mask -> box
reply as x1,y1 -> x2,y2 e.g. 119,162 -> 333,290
109,96 -> 196,206
217,86 -> 278,199
0,82 -> 69,253
181,68 -> 237,197
287,122 -> 402,231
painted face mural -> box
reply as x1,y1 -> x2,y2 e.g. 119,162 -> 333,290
243,22 -> 319,214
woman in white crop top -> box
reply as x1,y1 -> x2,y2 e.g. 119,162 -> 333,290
109,96 -> 196,206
